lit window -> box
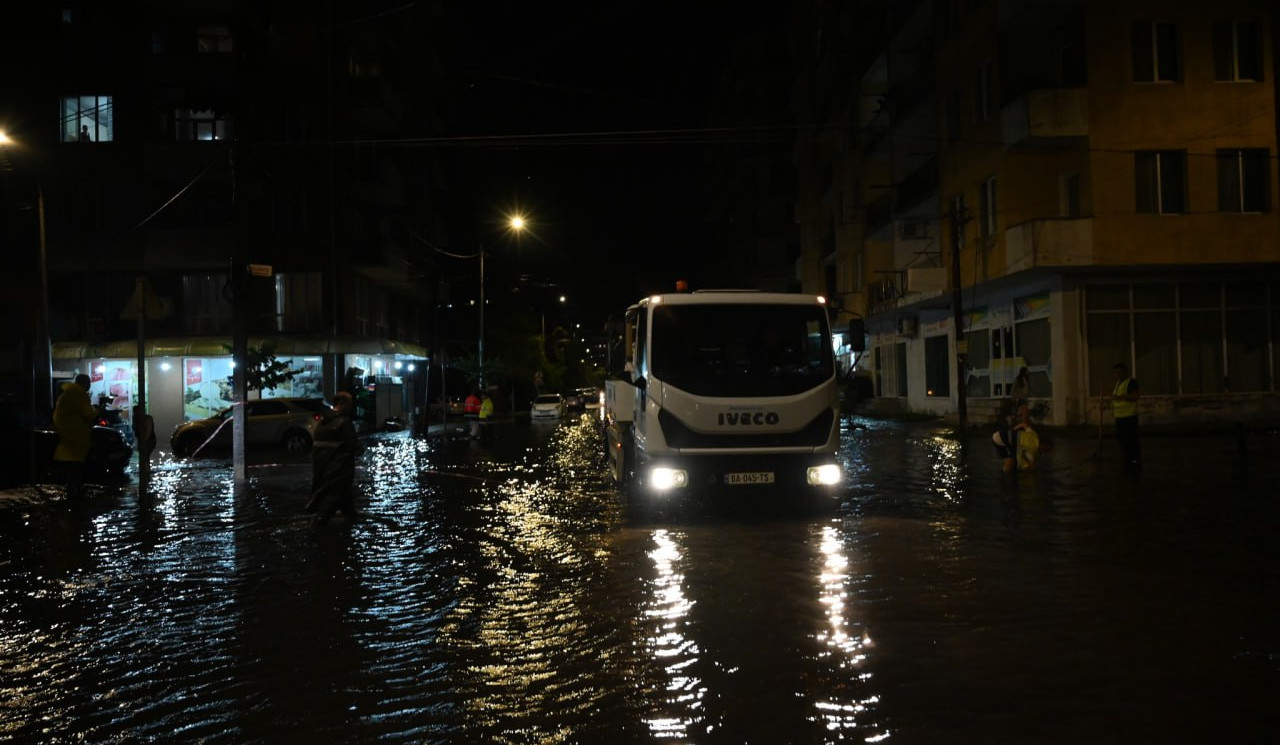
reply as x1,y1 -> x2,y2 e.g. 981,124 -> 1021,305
197,25 -> 233,53
62,96 -> 113,143
174,109 -> 234,141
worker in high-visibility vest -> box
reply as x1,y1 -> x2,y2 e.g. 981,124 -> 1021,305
1111,362 -> 1141,473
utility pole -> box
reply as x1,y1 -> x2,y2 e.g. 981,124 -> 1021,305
950,200 -> 970,432
231,149 -> 249,485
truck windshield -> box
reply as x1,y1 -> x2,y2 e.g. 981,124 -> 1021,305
649,303 -> 834,397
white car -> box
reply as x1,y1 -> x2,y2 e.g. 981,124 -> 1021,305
529,393 -> 564,420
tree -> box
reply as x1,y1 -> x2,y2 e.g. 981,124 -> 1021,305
224,342 -> 299,394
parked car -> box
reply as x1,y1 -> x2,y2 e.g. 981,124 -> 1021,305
577,387 -> 602,409
171,397 -> 325,456
32,425 -> 133,482
529,393 -> 564,421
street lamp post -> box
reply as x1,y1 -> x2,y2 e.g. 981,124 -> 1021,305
1,131 -> 53,481
477,215 -> 525,392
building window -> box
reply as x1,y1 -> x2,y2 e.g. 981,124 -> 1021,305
1132,20 -> 1180,83
1213,19 -> 1261,82
182,273 -> 233,334
175,109 -> 234,141
275,272 -> 323,333
895,342 -> 908,398
61,96 -> 113,143
1135,150 -> 1186,214
944,90 -> 962,141
974,60 -> 992,123
978,177 -> 997,237
924,335 -> 950,397
1085,281 -> 1280,396
1061,172 -> 1081,217
197,25 -> 233,53
1060,43 -> 1087,86
1217,148 -> 1269,213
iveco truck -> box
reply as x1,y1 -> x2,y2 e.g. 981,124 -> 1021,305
603,289 -> 843,496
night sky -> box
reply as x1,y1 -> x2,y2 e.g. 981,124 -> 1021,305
434,4 -> 784,324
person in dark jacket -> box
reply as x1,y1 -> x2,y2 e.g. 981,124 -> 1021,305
307,391 -> 362,523
53,373 -> 97,498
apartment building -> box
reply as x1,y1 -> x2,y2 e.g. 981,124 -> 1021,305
0,2 -> 450,447
792,0 -> 1280,426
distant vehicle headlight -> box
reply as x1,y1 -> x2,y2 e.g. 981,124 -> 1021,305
807,464 -> 841,486
650,467 -> 689,490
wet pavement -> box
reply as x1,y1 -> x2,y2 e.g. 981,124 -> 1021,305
2,414 -> 1278,744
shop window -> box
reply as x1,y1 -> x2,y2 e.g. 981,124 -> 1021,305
62,96 -> 113,143
1134,311 -> 1177,394
964,329 -> 991,398
1180,309 -> 1224,393
924,335 -> 950,397
1015,318 -> 1051,396
1086,311 -> 1130,397
895,342 -> 908,398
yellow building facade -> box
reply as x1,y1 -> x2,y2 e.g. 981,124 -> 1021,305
796,0 -> 1280,426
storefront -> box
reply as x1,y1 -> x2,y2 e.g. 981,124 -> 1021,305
52,336 -> 427,452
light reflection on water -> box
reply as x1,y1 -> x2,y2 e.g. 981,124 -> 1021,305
0,416 -> 1277,743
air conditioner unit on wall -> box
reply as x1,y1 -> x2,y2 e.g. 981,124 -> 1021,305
897,316 -> 918,337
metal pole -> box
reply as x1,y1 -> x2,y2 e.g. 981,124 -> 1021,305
135,276 -> 150,480
478,244 -> 485,391
950,202 -> 969,432
36,186 -> 51,413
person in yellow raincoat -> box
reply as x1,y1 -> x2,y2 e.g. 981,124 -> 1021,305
53,373 -> 97,498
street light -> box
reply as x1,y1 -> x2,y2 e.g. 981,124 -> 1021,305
476,213 -> 527,391
0,130 -> 52,482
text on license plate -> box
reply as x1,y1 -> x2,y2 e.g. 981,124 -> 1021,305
726,471 -> 775,485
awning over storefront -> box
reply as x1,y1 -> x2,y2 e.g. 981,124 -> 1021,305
52,335 -> 430,360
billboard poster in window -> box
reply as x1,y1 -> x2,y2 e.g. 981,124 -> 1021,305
183,357 -> 235,421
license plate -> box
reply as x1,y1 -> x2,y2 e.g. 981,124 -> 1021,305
726,471 -> 774,485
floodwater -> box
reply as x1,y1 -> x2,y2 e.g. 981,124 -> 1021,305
1,413 -> 1277,744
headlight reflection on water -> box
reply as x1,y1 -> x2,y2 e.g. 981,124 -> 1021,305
813,524 -> 888,741
642,529 -> 706,740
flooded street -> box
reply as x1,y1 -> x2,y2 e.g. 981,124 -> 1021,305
2,414 -> 1278,744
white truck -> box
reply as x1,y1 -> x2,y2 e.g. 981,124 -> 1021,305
603,289 -> 844,497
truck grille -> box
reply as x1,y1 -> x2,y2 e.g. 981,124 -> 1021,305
658,408 -> 835,449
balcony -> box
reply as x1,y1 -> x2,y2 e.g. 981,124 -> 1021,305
1004,217 -> 1093,272
1000,88 -> 1088,146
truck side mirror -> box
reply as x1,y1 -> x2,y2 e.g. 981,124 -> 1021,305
848,319 -> 866,352
634,376 -> 647,390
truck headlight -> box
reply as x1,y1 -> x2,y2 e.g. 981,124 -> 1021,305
650,467 -> 689,490
807,464 -> 841,486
